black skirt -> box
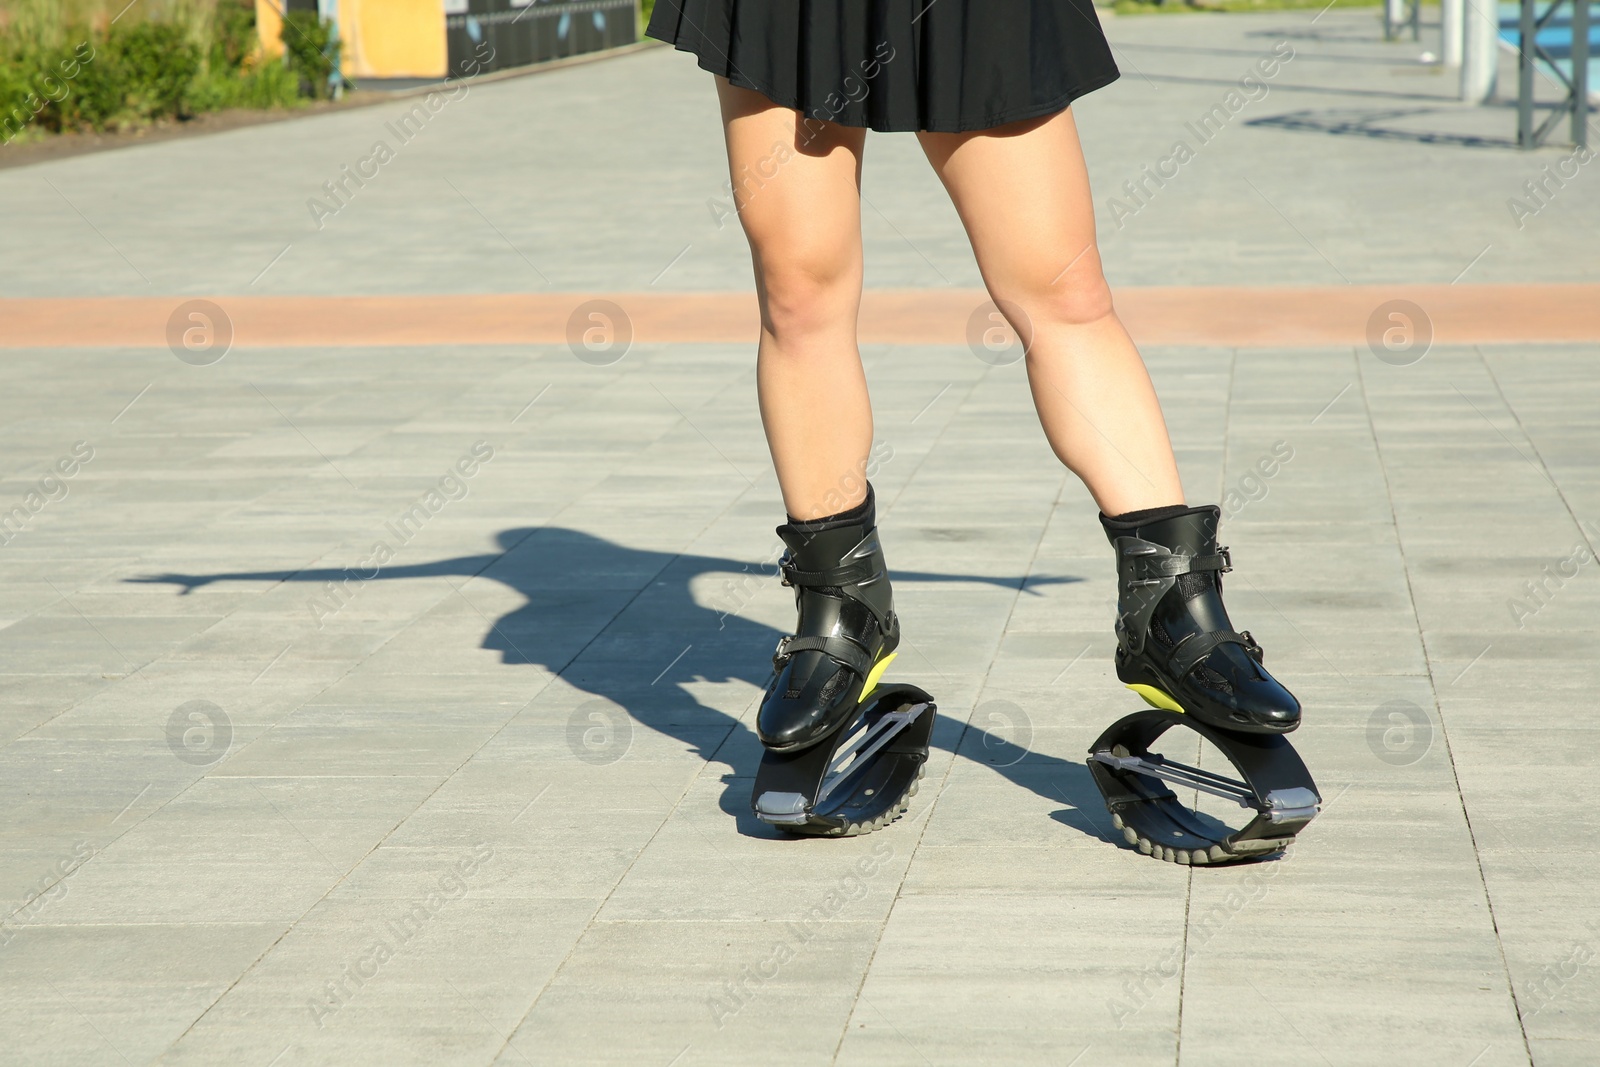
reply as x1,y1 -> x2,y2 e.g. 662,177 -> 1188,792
645,0 -> 1120,134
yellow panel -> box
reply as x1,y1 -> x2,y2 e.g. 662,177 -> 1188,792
342,0 -> 448,80
858,651 -> 897,703
1126,683 -> 1186,715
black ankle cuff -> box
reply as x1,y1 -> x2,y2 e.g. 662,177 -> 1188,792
1100,503 -> 1193,530
788,484 -> 874,533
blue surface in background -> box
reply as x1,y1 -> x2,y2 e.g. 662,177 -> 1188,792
1499,2 -> 1600,91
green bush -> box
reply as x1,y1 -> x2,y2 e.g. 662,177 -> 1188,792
186,53 -> 301,111
0,2 -> 332,142
0,33 -> 99,141
116,21 -> 202,119
211,0 -> 258,72
55,35 -> 120,129
280,11 -> 341,100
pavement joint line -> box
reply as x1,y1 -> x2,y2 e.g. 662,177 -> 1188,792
834,472 -> 1066,1061
1476,346 -> 1600,565
1449,383 -> 1560,492
1354,349 -> 1538,1067
1221,345 -> 1238,505
474,479 -> 773,1061
161,452 -> 659,1049
442,976 -> 539,1067
491,770 -> 712,1064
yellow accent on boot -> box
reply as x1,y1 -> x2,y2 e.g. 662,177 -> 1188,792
1127,683 -> 1186,714
859,652 -> 898,703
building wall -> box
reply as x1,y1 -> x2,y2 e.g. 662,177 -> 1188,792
254,0 -> 448,79
342,0 -> 448,79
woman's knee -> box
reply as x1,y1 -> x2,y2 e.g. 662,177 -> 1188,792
995,248 -> 1115,330
751,239 -> 861,340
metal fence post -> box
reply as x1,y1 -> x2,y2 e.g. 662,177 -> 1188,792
1576,0 -> 1592,147
1520,0 -> 1538,145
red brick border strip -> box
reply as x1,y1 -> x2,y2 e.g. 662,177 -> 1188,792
2,285 -> 1597,349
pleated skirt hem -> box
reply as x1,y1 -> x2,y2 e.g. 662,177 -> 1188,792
670,40 -> 1121,134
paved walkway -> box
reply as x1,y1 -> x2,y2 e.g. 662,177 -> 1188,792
0,10 -> 1596,1067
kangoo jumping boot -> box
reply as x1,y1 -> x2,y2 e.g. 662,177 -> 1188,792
1101,504 -> 1300,734
751,483 -> 935,836
757,485 -> 900,753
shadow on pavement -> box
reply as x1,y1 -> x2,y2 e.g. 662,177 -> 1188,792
131,526 -> 1114,842
1247,107 -> 1518,148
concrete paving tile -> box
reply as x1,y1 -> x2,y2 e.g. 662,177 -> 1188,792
843,891 -> 1184,1065
499,918 -> 881,1066
207,718 -> 499,779
0,922 -> 288,1066
41,775 -> 442,924
160,897 -> 599,1067
597,774 -> 917,923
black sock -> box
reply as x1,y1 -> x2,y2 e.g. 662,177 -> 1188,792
1101,503 -> 1193,529
788,484 -> 874,532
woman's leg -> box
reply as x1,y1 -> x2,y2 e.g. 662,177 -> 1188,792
916,108 -> 1184,517
715,77 -> 872,520
715,81 -> 907,773
919,108 -> 1299,732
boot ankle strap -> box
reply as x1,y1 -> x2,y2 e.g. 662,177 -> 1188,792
779,554 -> 879,589
1123,546 -> 1232,586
